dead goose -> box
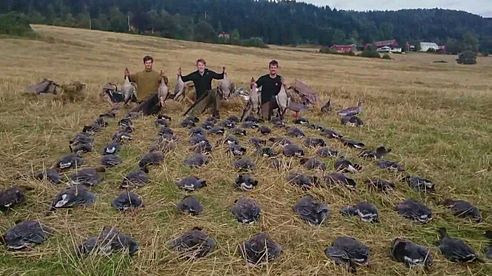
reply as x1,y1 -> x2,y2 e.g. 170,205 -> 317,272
242,121 -> 260,129
231,197 -> 261,223
269,137 -> 292,146
111,191 -> 143,211
190,140 -> 212,154
3,220 -> 52,250
258,125 -> 271,135
341,115 -> 364,127
440,199 -> 482,222
227,115 -> 240,123
340,138 -> 365,149
69,142 -> 93,153
244,115 -> 259,123
231,128 -> 247,136
169,227 -> 215,259
335,158 -> 362,173
323,173 -> 357,189
189,134 -> 208,146
177,195 -> 203,216
158,72 -> 169,106
201,120 -> 215,130
189,127 -> 206,137
300,158 -> 326,170
100,154 -> 122,168
270,158 -> 291,170
78,226 -> 139,256
320,128 -> 343,139
99,110 -> 117,119
324,236 -> 370,272
181,116 -> 199,128
35,168 -> 61,184
437,228 -> 480,263
118,118 -> 133,129
337,100 -> 362,117
377,160 -> 405,172
249,137 -> 267,148
293,117 -> 309,125
220,119 -> 236,129
390,238 -> 433,268
0,186 -> 25,211
69,132 -> 93,149
256,147 -> 276,157
176,176 -> 207,191
271,117 -> 286,128
286,127 -> 305,138
316,147 -> 339,158
321,98 -> 332,113
184,153 -> 208,168
240,232 -> 282,265
155,114 -> 172,127
223,135 -> 239,145
282,143 -> 304,157
138,151 -> 164,168
359,146 -> 391,160
287,172 -> 319,190
69,167 -> 105,186
340,202 -> 379,222
403,175 -> 434,192
120,168 -> 149,189
51,185 -> 95,209
208,126 -> 225,135
396,199 -> 432,223
102,141 -> 120,155
158,126 -> 174,136
293,195 -> 329,225
365,178 -> 395,192
112,130 -> 133,143
227,144 -> 247,156
485,231 -> 492,260
234,174 -> 258,191
234,158 -> 256,171
303,137 -> 326,148
56,153 -> 84,170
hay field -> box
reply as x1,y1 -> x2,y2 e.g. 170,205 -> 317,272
0,25 -> 491,275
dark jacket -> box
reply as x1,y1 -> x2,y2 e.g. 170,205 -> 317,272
181,69 -> 224,99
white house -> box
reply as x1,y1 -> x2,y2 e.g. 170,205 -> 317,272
420,42 -> 439,52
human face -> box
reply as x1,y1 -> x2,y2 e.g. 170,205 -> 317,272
197,61 -> 206,74
144,60 -> 153,71
269,64 -> 278,76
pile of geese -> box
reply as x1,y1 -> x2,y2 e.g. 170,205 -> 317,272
1,95 -> 490,272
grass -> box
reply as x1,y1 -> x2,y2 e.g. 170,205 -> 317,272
0,24 -> 491,275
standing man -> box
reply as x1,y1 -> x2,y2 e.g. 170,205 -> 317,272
124,55 -> 167,114
179,58 -> 225,118
255,60 -> 284,120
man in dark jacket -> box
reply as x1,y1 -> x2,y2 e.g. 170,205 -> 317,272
255,60 -> 284,120
179,58 -> 225,118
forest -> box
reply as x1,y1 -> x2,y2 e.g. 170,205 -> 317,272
1,0 -> 490,53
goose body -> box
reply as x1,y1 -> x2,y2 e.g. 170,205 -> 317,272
300,157 -> 326,170
337,100 -> 362,117
122,75 -> 137,104
323,173 -> 357,189
235,174 -> 258,191
283,143 -> 304,157
359,146 -> 391,159
3,220 -> 52,250
231,197 -> 261,223
120,168 -> 149,189
321,128 -> 343,139
303,137 -> 326,148
287,172 -> 318,189
234,158 -> 256,171
157,74 -> 169,107
51,185 -> 95,209
0,187 -> 25,210
78,226 -> 138,256
316,147 -> 339,158
138,151 -> 164,168
176,176 -> 207,191
103,141 -> 120,155
293,195 -> 329,225
377,160 -> 405,172
404,175 -> 434,192
177,195 -> 203,215
228,144 -> 247,156
35,168 -> 61,184
341,202 -> 379,222
341,115 -> 364,127
390,238 -> 433,268
321,99 -> 332,113
240,232 -> 282,265
170,227 -> 215,258
69,167 -> 104,186
184,153 -> 208,168
173,74 -> 185,100
325,236 -> 370,272
396,199 -> 432,223
57,153 -> 84,170
335,158 -> 362,173
365,178 -> 395,192
112,191 -> 143,211
437,228 -> 479,263
440,199 -> 481,222
340,138 -> 365,149
286,127 -> 305,138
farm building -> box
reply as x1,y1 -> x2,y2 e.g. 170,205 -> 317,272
420,42 -> 439,52
365,39 -> 399,50
330,44 -> 356,53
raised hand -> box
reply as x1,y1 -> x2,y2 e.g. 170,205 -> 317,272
124,67 -> 130,76
177,67 -> 182,76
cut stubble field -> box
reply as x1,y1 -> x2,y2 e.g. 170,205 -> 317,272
0,25 -> 491,275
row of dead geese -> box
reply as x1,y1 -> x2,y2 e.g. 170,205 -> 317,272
1,105 -> 491,270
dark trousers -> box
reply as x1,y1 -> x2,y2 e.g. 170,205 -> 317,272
131,92 -> 161,115
189,89 -> 219,117
261,99 -> 279,120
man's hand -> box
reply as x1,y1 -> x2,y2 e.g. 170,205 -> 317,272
177,67 -> 182,76
124,67 -> 130,77
222,66 -> 226,74
160,70 -> 165,77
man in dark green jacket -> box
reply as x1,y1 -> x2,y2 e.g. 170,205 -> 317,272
179,58 -> 225,118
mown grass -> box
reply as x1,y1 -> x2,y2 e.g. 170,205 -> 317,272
0,25 -> 491,275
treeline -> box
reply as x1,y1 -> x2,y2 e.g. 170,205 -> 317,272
0,0 -> 491,52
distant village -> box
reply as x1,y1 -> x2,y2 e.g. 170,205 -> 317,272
328,39 -> 446,54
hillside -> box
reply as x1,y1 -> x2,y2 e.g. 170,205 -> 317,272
1,0 -> 491,52
0,25 -> 491,275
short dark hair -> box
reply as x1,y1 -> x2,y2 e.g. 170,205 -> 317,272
196,58 -> 207,65
269,60 -> 279,68
143,56 -> 154,63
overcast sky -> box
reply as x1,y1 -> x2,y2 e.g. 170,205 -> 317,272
302,0 -> 492,17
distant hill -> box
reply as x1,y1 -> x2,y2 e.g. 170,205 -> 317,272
1,0 -> 490,52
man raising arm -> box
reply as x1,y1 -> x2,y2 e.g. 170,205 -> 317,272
255,60 -> 283,121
